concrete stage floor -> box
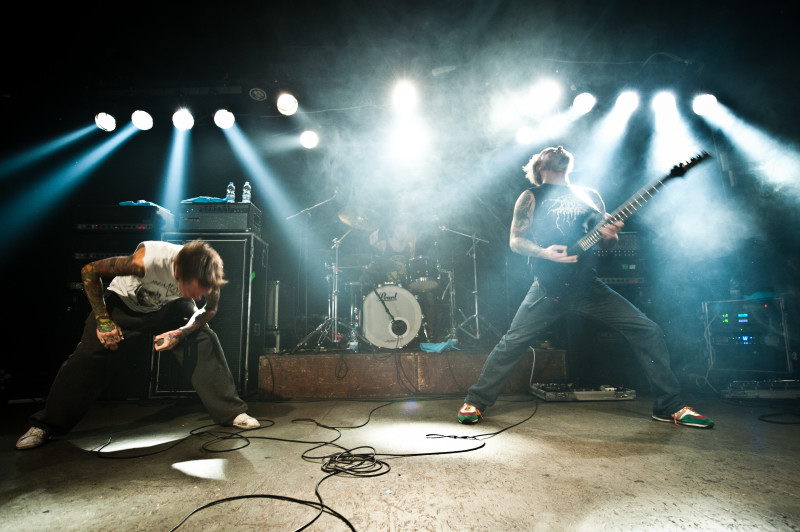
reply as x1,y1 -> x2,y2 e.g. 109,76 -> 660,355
2,391 -> 799,531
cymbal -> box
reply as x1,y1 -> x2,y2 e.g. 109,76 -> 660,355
338,205 -> 377,231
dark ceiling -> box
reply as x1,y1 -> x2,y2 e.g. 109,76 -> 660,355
3,0 -> 797,136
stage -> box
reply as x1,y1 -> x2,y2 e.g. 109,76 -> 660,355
258,347 -> 541,400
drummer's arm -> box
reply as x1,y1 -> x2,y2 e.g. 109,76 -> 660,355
370,230 -> 387,254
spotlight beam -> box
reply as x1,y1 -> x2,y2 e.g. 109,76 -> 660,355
0,123 -> 138,251
221,125 -> 297,221
159,129 -> 190,215
0,124 -> 97,181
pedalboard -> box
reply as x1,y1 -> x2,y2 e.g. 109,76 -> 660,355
529,382 -> 636,402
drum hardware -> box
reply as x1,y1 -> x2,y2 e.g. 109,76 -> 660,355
285,188 -> 340,346
291,228 -> 363,352
438,224 -> 496,341
438,268 -> 459,344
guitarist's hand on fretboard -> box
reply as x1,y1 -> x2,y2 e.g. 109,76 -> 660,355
599,214 -> 624,246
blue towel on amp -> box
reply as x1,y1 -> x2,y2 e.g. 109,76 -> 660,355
180,196 -> 227,204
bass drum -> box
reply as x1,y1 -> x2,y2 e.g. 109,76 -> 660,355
362,285 -> 422,349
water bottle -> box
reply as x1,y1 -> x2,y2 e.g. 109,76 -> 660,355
225,181 -> 235,203
348,328 -> 358,351
242,181 -> 251,203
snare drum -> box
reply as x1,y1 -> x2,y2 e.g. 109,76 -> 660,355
362,285 -> 422,349
407,256 -> 440,292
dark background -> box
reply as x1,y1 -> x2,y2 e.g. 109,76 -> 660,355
2,0 -> 798,396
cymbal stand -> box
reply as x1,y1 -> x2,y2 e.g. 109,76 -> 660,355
440,225 -> 493,341
439,268 -> 458,344
286,189 -> 339,350
291,228 -> 352,352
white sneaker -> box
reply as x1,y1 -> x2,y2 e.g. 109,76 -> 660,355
231,413 -> 260,430
16,427 -> 47,450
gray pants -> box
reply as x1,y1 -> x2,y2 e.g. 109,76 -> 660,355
31,293 -> 247,435
465,278 -> 684,417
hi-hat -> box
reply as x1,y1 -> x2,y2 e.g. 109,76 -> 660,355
338,205 -> 377,231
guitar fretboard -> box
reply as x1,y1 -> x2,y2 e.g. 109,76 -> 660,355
569,179 -> 669,255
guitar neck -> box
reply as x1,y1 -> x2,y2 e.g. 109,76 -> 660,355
567,178 -> 670,256
562,152 -> 710,257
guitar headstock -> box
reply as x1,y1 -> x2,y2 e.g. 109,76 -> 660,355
667,151 -> 713,178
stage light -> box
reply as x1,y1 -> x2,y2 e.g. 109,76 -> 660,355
651,91 -> 677,113
277,93 -> 298,116
692,93 -> 719,116
615,91 -> 639,115
172,108 -> 194,131
572,92 -> 596,115
94,112 -> 116,132
515,125 -> 535,144
131,110 -> 153,131
392,80 -> 418,113
213,109 -> 235,129
528,79 -> 562,115
300,130 -> 319,149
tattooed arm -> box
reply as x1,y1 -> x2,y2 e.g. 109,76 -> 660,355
80,246 -> 146,350
153,288 -> 219,352
508,189 -> 578,263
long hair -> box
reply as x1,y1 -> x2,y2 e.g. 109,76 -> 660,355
522,146 -> 574,186
174,240 -> 228,288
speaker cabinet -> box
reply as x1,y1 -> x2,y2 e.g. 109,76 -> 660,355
56,205 -> 165,400
152,232 -> 268,397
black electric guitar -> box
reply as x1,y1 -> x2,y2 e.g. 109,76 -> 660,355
566,151 -> 713,256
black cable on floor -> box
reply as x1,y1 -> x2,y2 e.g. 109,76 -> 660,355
168,493 -> 356,532
94,396 -> 538,530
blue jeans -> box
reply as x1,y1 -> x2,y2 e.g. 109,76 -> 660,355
465,278 -> 684,417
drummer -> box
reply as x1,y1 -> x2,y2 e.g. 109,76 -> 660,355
369,214 -> 416,281
369,214 -> 439,342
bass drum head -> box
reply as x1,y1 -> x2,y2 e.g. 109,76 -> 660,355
362,285 -> 422,349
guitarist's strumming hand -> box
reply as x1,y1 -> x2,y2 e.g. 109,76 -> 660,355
541,244 -> 579,263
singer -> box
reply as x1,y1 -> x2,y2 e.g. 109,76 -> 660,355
16,239 -> 260,450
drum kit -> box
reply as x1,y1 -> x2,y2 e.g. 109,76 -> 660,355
291,204 -> 444,352
291,202 -> 496,352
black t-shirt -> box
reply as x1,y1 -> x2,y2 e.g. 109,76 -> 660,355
528,184 -> 605,290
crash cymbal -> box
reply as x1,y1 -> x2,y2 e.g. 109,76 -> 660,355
338,205 -> 377,231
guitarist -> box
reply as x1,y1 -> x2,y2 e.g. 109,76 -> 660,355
457,146 -> 714,429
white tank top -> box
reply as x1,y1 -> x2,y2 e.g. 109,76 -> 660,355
108,241 -> 184,313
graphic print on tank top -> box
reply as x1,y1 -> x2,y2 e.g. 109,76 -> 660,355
529,184 -> 602,289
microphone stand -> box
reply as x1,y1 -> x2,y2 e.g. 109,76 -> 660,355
439,224 -> 494,341
285,188 -> 338,221
291,228 -> 352,352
